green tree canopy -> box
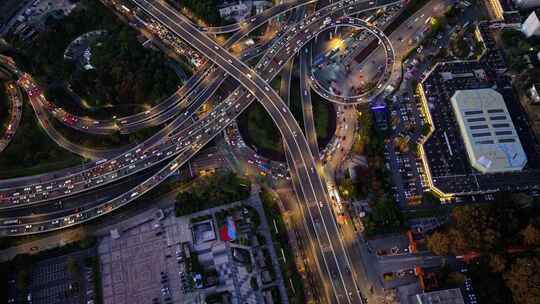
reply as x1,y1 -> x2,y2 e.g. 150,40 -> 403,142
504,255 -> 540,304
426,231 -> 451,255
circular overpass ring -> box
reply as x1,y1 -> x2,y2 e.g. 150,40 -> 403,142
309,17 -> 396,105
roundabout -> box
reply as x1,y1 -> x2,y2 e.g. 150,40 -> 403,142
308,16 -> 397,104
0,0 -> 401,236
0,1 -> 402,302
235,15 -> 395,162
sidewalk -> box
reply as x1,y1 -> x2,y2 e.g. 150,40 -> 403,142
247,186 -> 290,304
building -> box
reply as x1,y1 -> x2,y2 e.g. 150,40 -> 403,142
523,10 -> 540,37
487,0 -> 519,20
219,3 -> 249,19
411,288 -> 465,304
451,89 -> 527,174
371,101 -> 389,130
515,0 -> 540,9
529,83 -> 540,104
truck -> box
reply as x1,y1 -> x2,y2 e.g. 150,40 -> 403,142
2,219 -> 20,225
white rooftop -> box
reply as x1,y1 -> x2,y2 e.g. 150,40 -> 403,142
451,89 -> 527,174
412,288 -> 465,304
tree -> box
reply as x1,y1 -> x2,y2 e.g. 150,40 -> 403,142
429,17 -> 447,33
426,231 -> 451,256
422,191 -> 440,206
16,268 -> 31,291
421,122 -> 431,137
522,224 -> 540,247
489,254 -> 507,273
446,271 -> 466,286
482,228 -> 501,252
504,255 -> 540,304
448,228 -> 469,255
363,199 -> 404,236
338,178 -> 356,200
468,257 -> 514,304
66,256 -> 80,278
175,172 -> 251,216
444,4 -> 457,18
500,29 -> 525,47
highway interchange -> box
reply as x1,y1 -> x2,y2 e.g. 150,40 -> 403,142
0,0 -> 401,302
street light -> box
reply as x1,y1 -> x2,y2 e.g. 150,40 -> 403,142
328,36 -> 345,52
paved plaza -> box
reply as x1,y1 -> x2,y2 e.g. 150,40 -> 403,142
98,196 -> 283,304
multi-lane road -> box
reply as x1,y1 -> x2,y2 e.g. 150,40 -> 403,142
0,0 -> 397,224
132,0 -> 400,302
0,0 -> 402,302
4,0 -> 317,137
0,80 -> 22,154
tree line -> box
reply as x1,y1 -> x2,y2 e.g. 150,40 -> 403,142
175,172 -> 251,216
426,194 -> 540,304
7,0 -> 179,115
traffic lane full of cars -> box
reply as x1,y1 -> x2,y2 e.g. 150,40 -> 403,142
199,0 -> 318,34
2,0 -> 386,240
0,0 -> 397,208
0,85 -> 249,231
0,40 -> 264,206
0,81 -> 22,154
0,0 -> 337,195
138,1 -> 363,302
307,19 -> 396,104
8,0 -> 272,137
253,0 -> 398,81
1,83 -> 250,229
0,161 -> 163,225
0,83 -> 256,236
20,81 -> 128,160
286,151 -> 361,303
0,0 -> 281,191
0,73 -> 266,230
0,23 -> 259,207
0,76 -> 230,207
2,0 -> 390,212
0,83 -> 238,209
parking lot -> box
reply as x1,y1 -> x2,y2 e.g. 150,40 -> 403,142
420,58 -> 540,195
25,248 -> 96,304
98,217 -> 195,304
385,90 -> 428,206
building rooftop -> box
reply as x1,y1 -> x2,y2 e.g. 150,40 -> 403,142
451,89 -> 527,173
411,288 -> 465,304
